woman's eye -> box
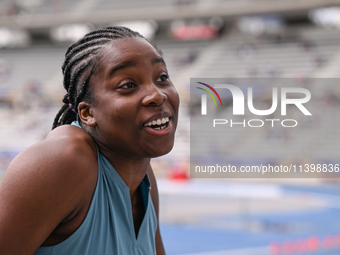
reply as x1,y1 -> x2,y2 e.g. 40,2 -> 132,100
120,82 -> 136,89
157,74 -> 169,82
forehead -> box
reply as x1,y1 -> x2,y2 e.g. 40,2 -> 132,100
98,37 -> 162,67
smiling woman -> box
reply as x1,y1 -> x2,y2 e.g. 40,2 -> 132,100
0,26 -> 179,255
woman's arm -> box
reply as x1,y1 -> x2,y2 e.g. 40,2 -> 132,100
147,164 -> 166,255
0,127 -> 97,254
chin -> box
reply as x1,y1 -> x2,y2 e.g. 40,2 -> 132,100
148,141 -> 175,158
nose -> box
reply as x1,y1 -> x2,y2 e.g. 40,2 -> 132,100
142,84 -> 167,106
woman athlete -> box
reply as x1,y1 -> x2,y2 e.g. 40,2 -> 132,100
0,26 -> 179,255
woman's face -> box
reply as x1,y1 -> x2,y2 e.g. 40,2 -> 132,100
87,37 -> 180,159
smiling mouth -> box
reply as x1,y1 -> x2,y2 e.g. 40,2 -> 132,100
144,117 -> 170,130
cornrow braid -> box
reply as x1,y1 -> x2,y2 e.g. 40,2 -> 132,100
67,60 -> 95,104
62,40 -> 109,75
63,47 -> 101,103
52,26 -> 144,130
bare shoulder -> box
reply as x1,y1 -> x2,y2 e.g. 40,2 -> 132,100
0,125 -> 98,254
4,124 -> 97,187
46,123 -> 96,153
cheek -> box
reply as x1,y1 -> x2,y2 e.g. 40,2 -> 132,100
169,87 -> 180,110
94,99 -> 127,126
101,97 -> 125,116
108,100 -> 137,124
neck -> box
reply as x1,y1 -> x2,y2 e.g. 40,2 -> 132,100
98,144 -> 151,197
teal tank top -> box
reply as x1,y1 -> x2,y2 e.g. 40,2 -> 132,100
34,121 -> 157,255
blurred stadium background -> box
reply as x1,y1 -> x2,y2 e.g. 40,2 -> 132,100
1,0 -> 340,254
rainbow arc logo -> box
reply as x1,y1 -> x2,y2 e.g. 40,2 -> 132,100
196,82 -> 222,115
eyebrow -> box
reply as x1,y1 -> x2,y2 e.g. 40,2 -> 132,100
152,57 -> 166,65
108,61 -> 137,78
108,57 -> 166,78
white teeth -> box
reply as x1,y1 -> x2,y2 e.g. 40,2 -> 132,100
144,117 -> 170,127
154,125 -> 166,130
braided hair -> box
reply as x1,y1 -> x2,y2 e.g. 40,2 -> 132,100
52,26 -> 144,130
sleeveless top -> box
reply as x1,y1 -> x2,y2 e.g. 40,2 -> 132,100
34,121 -> 157,255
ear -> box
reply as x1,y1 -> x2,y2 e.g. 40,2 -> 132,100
78,101 -> 96,127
